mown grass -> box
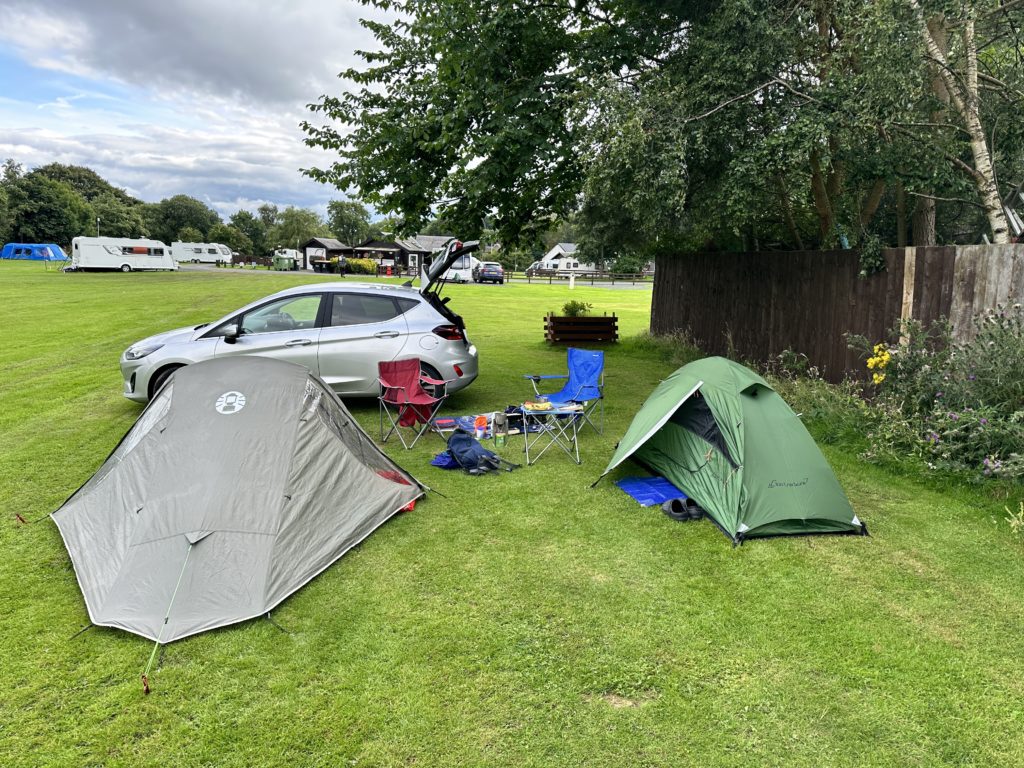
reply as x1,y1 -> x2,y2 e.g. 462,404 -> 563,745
1,260 -> 1023,767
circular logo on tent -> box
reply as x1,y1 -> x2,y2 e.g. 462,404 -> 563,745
215,391 -> 247,414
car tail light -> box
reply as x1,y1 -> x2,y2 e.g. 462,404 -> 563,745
432,324 -> 465,341
453,364 -> 464,377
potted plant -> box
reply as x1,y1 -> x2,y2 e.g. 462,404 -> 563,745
545,300 -> 618,343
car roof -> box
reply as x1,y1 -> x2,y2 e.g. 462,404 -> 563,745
269,281 -> 423,299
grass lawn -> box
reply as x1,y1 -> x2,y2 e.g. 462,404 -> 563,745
1,260 -> 1023,767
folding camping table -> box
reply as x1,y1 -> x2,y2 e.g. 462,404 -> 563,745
521,404 -> 583,465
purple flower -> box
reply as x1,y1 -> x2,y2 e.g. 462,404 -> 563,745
980,418 -> 989,425
936,391 -> 944,399
968,375 -> 976,381
948,412 -> 959,420
927,432 -> 941,444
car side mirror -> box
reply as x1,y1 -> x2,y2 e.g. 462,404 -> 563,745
222,323 -> 240,344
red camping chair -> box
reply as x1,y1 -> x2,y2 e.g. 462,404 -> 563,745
378,358 -> 450,448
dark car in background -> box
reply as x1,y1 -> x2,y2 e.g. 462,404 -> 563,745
474,261 -> 505,284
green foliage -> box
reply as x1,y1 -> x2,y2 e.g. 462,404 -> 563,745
309,2 -> 1024,255
147,195 -> 220,243
345,257 -> 377,275
6,174 -> 94,245
560,300 -> 592,317
267,206 -> 330,252
229,210 -> 268,256
326,199 -> 371,244
92,192 -> 148,238
845,307 -> 1024,480
208,223 -> 252,256
177,225 -> 204,243
28,162 -> 139,206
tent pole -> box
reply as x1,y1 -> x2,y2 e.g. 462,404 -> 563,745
141,542 -> 193,694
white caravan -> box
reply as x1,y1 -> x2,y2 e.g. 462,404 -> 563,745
441,253 -> 480,283
69,238 -> 177,272
172,241 -> 233,264
526,256 -> 596,276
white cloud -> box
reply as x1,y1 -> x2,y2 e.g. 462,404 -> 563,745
0,0 -> 385,214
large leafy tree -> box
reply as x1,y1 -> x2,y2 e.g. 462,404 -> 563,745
208,222 -> 254,255
305,0 -> 1024,255
7,175 -> 94,244
326,199 -> 372,244
266,206 -> 330,251
93,193 -> 148,238
145,195 -> 221,243
29,163 -> 140,206
229,210 -> 269,256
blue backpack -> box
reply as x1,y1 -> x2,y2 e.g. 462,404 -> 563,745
446,430 -> 518,474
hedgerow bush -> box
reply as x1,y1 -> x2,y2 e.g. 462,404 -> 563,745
346,257 -> 378,275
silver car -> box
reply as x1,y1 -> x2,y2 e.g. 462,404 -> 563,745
120,241 -> 481,403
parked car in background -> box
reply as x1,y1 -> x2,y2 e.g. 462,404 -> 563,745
473,262 -> 505,284
120,241 -> 481,402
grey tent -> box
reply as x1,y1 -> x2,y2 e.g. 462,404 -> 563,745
53,356 -> 424,644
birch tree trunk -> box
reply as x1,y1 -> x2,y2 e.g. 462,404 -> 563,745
910,1 -> 1010,243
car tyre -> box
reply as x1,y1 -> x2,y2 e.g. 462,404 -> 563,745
120,264 -> 132,273
419,362 -> 444,399
149,364 -> 184,399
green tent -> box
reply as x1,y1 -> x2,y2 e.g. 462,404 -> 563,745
601,357 -> 865,543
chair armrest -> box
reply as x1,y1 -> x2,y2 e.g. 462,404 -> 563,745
420,375 -> 450,386
523,374 -> 568,381
378,376 -> 406,390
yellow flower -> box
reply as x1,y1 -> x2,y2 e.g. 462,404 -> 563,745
873,372 -> 886,385
867,357 -> 877,369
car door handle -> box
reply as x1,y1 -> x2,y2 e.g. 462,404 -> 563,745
373,331 -> 400,338
285,339 -> 313,347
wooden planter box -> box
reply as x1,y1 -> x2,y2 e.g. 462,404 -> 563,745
544,313 -> 619,344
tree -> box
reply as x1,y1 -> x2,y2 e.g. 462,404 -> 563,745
306,1 -> 1024,255
146,195 -> 221,243
229,210 -> 269,256
326,199 -> 371,244
7,175 -> 94,245
177,226 -> 204,243
257,203 -> 280,229
0,186 -> 11,245
29,163 -> 140,206
208,223 -> 253,255
1,158 -> 23,186
93,193 -> 148,238
266,207 -> 330,251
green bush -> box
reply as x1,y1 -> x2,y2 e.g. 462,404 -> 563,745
845,305 -> 1024,480
346,257 -> 377,275
560,300 -> 592,317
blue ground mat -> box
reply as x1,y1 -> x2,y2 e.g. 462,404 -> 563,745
614,476 -> 686,507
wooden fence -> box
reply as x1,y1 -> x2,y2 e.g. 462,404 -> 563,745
651,244 -> 1024,382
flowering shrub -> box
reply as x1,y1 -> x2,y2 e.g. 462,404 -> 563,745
847,305 -> 1024,480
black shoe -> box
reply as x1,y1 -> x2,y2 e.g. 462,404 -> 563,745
662,498 -> 689,522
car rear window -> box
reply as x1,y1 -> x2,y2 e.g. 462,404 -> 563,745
327,293 -> 418,326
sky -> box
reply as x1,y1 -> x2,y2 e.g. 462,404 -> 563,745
0,0 -> 383,219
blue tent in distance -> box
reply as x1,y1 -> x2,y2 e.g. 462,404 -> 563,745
1,243 -> 68,261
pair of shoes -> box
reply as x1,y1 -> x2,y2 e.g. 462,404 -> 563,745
662,497 -> 704,522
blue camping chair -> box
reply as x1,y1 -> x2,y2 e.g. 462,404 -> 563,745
524,347 -> 605,434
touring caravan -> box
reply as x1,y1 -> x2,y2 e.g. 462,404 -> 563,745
172,241 -> 232,264
525,256 -> 596,276
69,237 -> 177,272
441,252 -> 480,283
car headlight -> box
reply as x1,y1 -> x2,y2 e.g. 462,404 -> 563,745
124,343 -> 164,361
